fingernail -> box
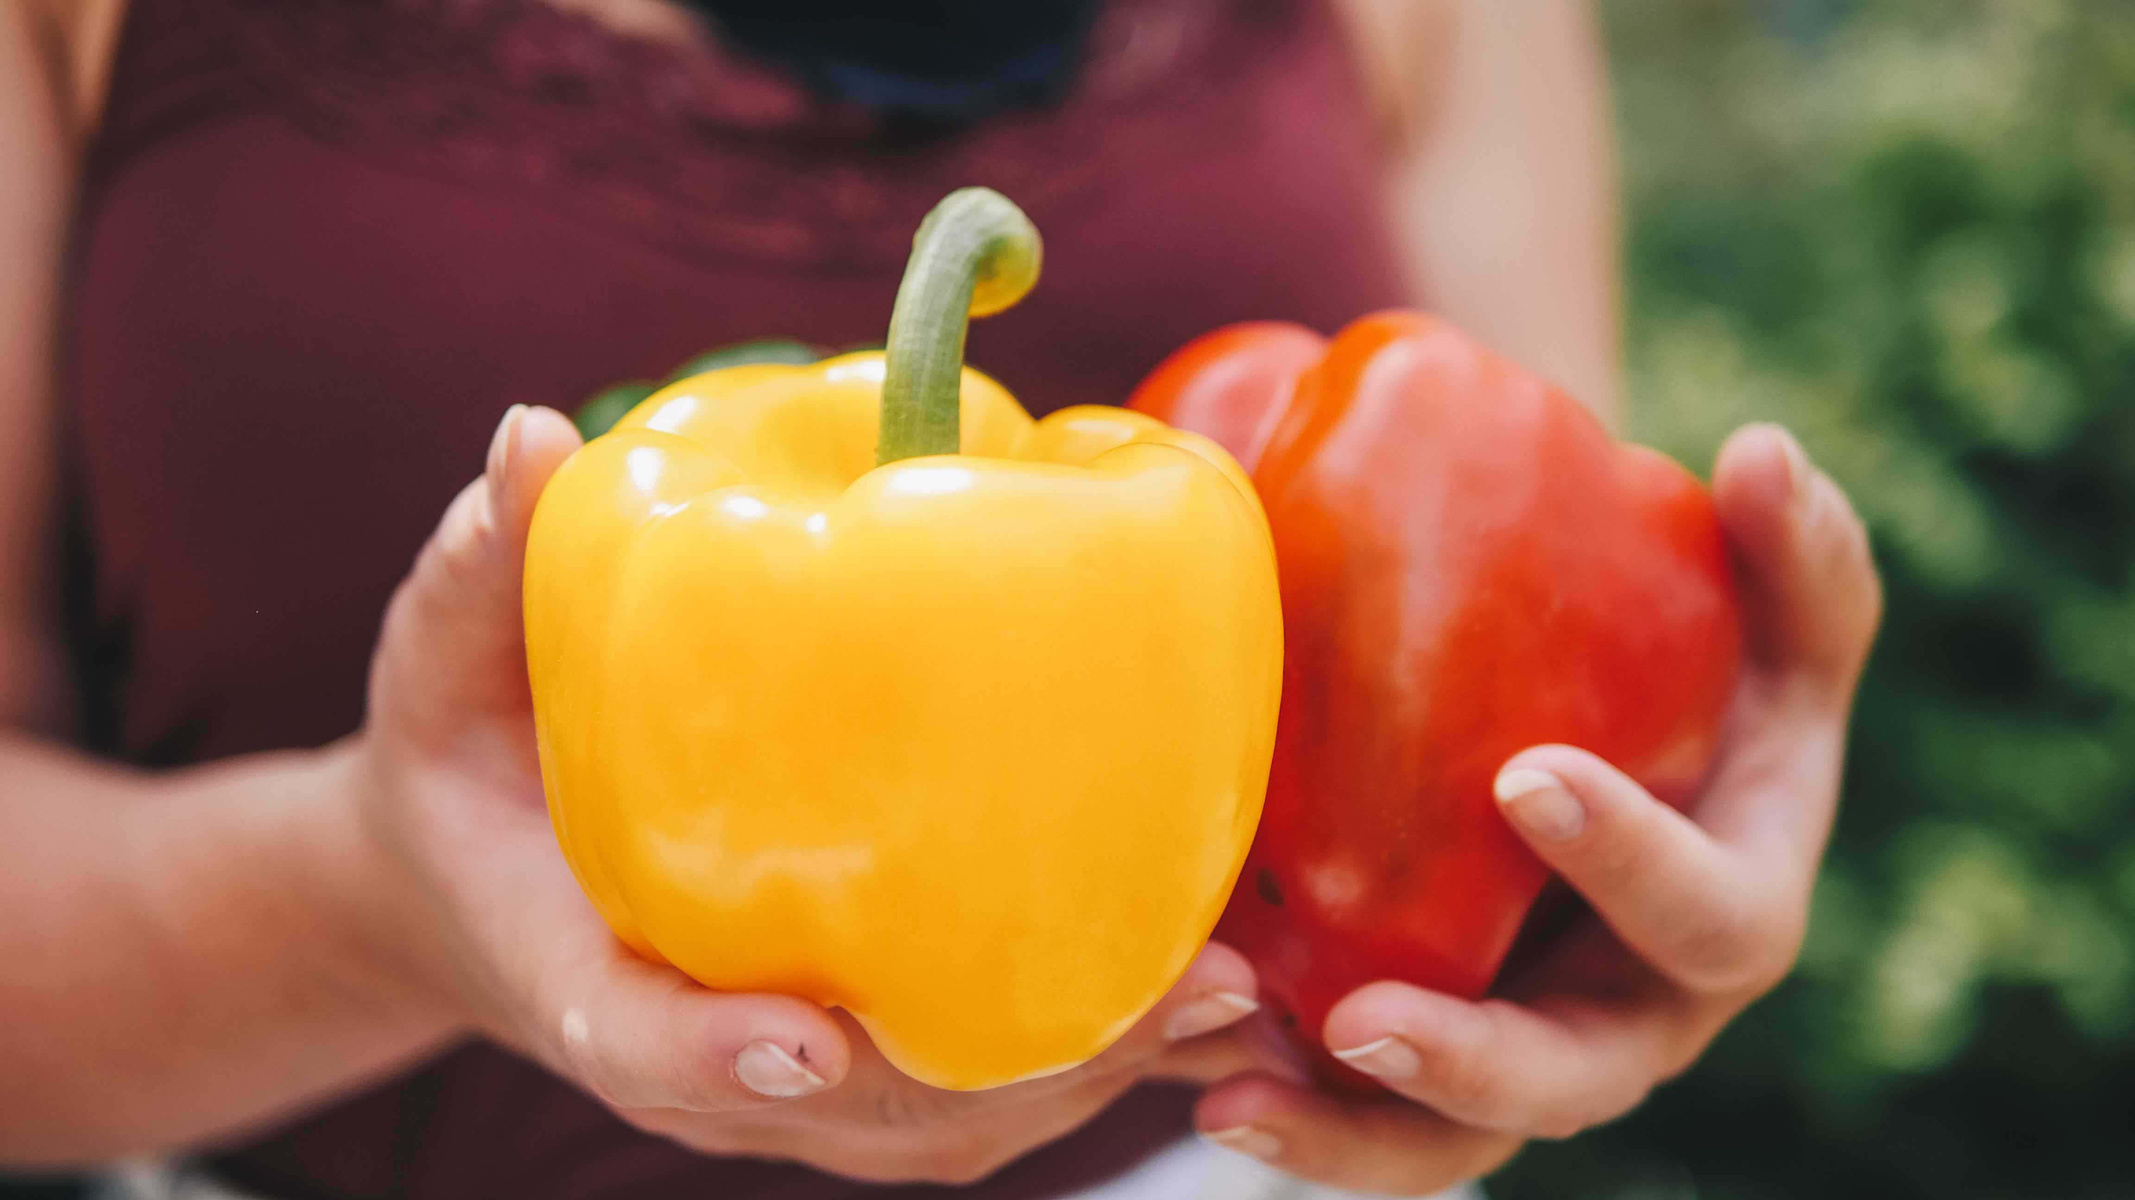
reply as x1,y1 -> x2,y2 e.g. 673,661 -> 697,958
1494,767 -> 1585,842
1204,1125 -> 1282,1161
733,1040 -> 826,1099
1164,991 -> 1260,1041
1331,1034 -> 1422,1081
488,404 -> 527,491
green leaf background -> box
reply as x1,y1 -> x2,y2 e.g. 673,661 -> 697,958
1490,2 -> 2135,1196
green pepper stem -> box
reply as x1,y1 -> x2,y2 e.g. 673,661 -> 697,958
877,188 -> 1042,465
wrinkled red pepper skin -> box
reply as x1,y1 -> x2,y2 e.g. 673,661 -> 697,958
1131,312 -> 1743,1088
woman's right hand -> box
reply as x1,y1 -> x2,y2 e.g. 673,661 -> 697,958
625,941 -> 1256,1184
347,404 -> 1259,1183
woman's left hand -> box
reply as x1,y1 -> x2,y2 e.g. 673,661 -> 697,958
1157,424 -> 1883,1194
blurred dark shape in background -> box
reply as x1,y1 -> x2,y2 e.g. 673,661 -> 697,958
7,0 -> 2132,1197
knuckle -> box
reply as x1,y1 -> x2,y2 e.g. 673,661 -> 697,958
553,1005 -> 723,1114
1667,902 -> 1757,985
1576,791 -> 1674,879
571,1041 -> 701,1114
1421,1040 -> 1512,1124
550,1009 -> 626,1109
1437,1061 -> 1508,1120
1581,817 -> 1657,886
1671,890 -> 1804,995
566,1047 -> 633,1111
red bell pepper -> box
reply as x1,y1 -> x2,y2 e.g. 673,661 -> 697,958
1130,312 -> 1743,1088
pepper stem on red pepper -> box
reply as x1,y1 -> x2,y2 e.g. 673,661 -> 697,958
878,188 -> 1043,465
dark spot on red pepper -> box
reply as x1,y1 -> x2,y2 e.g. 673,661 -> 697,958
1279,1010 -> 1298,1030
1257,867 -> 1284,907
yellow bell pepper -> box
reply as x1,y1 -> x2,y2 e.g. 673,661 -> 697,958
523,189 -> 1282,1089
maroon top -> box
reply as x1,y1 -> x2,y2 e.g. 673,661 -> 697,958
62,0 -> 1408,1195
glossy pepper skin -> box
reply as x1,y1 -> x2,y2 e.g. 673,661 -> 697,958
523,191 -> 1282,1091
1130,311 -> 1743,1088
574,340 -> 825,441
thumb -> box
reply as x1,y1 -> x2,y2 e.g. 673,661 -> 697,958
1711,423 -> 1882,701
367,408 -> 859,1114
484,403 -> 584,572
512,900 -> 853,1113
371,405 -> 582,743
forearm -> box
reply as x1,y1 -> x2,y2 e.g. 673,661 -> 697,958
1375,0 -> 1624,423
0,733 -> 460,1166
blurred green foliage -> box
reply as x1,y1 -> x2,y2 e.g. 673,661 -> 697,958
1492,2 -> 2135,1197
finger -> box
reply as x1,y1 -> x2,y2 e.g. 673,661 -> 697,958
990,943 -> 1255,1101
527,907 -> 854,1114
416,405 -> 581,627
1039,942 -> 1259,1088
925,943 -> 1256,1110
1195,1072 -> 1521,1196
1711,424 -> 1882,698
1146,1025 -> 1264,1084
1147,1008 -> 1311,1086
375,406 -> 583,736
448,840 -> 854,1115
1493,745 -> 1800,994
488,404 -> 583,554
1320,983 -> 1691,1141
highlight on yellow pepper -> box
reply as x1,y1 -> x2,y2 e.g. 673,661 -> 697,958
523,189 -> 1283,1090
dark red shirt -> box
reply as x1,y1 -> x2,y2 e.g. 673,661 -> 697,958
63,0 -> 1408,1194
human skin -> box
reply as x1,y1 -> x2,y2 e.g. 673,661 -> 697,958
0,0 -> 1878,1192
0,397 -> 1267,1180
1158,422 -> 1881,1193
1148,6 -> 1876,1190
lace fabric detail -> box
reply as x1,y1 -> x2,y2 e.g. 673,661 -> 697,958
97,0 -> 1297,270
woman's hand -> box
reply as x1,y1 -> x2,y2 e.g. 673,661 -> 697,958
1163,424 -> 1883,1194
351,404 -> 1260,1183
359,404 -> 851,1116
626,941 -> 1256,1184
